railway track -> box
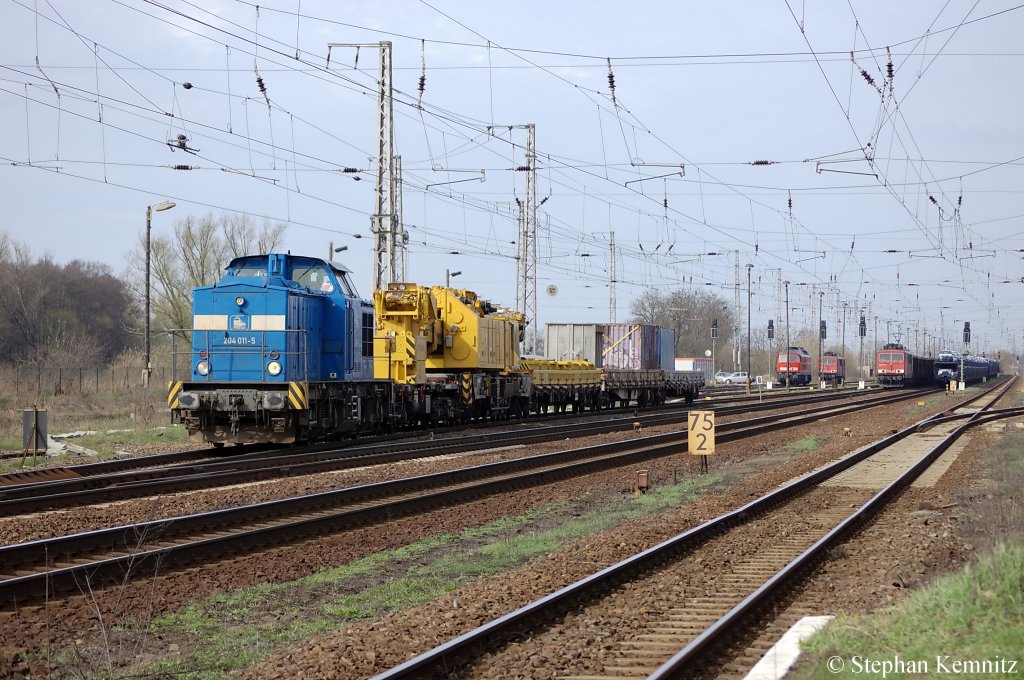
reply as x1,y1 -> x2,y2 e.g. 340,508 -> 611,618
0,382 -> 953,608
0,382 -> 848,490
0,386 -> 907,516
368,378 -> 1016,679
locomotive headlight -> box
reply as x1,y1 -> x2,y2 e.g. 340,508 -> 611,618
196,360 -> 211,376
267,360 -> 282,376
235,296 -> 245,306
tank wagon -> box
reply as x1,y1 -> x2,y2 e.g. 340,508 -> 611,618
875,343 -> 934,387
169,254 -> 704,444
776,346 -> 813,386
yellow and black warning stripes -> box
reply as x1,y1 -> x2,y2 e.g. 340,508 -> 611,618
167,381 -> 183,409
406,334 -> 416,360
460,372 -> 473,403
288,381 -> 309,410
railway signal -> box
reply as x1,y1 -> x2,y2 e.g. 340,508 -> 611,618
859,314 -> 866,337
767,319 -> 774,339
711,319 -> 718,339
820,320 -> 827,339
963,322 -> 971,344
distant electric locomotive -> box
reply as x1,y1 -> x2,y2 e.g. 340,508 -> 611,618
875,343 -> 934,387
819,351 -> 845,386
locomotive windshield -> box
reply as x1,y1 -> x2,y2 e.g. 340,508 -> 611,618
292,265 -> 334,292
879,352 -> 901,362
233,264 -> 266,277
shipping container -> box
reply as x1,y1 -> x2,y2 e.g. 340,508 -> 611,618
658,328 -> 676,371
674,357 -> 715,380
602,323 -> 660,370
544,323 -> 604,367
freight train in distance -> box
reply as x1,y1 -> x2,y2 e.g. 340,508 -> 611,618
875,343 -> 999,387
167,253 -> 705,445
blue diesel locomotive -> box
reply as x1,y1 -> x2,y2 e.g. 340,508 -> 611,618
168,253 -> 385,445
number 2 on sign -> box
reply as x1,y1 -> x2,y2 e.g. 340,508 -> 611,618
687,410 -> 715,455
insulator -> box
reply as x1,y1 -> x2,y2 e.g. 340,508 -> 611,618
662,197 -> 668,209
182,82 -> 193,90
171,164 -> 195,170
958,195 -> 962,207
886,46 -> 894,80
341,167 -> 360,173
860,69 -> 876,88
256,75 -> 267,96
606,57 -> 616,100
929,195 -> 938,205
514,165 -> 530,172
787,196 -> 793,211
749,160 -> 776,166
418,74 -> 426,94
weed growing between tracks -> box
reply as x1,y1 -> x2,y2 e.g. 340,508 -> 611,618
123,474 -> 721,677
774,435 -> 826,455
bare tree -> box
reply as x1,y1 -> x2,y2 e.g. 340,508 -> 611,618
124,213 -> 287,341
629,287 -> 736,358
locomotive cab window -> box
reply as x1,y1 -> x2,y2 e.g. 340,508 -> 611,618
233,265 -> 266,277
292,265 -> 334,292
333,270 -> 356,297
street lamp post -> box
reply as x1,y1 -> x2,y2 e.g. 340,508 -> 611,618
145,200 -> 176,388
446,269 -> 461,287
328,243 -> 348,260
745,263 -> 753,395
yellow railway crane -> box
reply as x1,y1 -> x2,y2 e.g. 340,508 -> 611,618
373,283 -> 529,421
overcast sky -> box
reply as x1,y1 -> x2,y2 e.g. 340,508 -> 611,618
2,0 -> 1023,356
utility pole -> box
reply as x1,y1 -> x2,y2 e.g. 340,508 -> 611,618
328,41 -> 395,292
733,251 -> 740,370
745,263 -> 753,395
609,231 -> 617,323
784,280 -> 790,390
817,291 -> 825,385
505,124 -> 537,352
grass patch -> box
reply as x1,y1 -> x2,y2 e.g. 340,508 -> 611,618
140,474 -> 720,678
774,435 -> 826,455
69,426 -> 189,455
793,540 -> 1024,679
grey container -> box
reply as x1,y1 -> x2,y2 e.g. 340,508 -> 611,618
544,323 -> 605,367
658,328 -> 676,371
601,323 -> 660,370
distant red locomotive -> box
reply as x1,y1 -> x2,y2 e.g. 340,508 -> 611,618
819,351 -> 845,386
876,343 -> 934,387
776,346 -> 812,386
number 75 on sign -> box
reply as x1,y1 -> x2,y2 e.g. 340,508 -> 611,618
687,410 -> 715,455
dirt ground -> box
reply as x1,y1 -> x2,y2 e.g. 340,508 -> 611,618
0,385 -> 1015,678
